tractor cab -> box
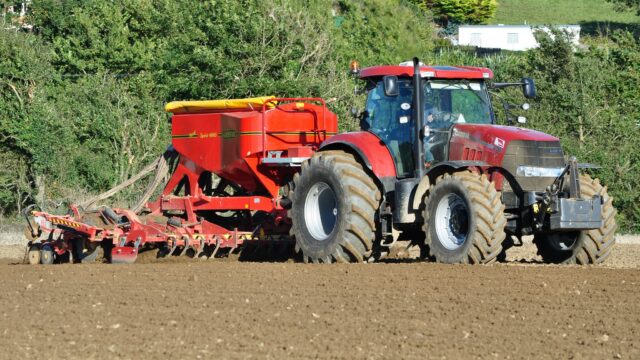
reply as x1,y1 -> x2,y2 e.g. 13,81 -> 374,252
360,72 -> 494,177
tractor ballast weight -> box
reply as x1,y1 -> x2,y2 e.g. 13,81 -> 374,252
27,97 -> 337,264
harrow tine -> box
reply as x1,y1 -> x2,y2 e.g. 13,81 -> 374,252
167,237 -> 178,257
178,236 -> 190,256
209,237 -> 221,259
195,237 -> 206,259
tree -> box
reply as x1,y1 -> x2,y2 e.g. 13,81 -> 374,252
607,0 -> 640,15
0,0 -> 436,217
417,0 -> 498,26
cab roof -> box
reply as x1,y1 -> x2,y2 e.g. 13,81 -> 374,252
359,65 -> 494,80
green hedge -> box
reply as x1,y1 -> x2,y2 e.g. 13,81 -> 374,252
1,1 -> 638,232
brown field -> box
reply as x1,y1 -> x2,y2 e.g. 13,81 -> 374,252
0,238 -> 639,359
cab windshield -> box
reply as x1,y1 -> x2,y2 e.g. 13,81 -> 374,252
425,80 -> 493,125
362,79 -> 493,133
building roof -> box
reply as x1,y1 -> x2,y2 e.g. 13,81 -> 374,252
459,24 -> 580,29
359,65 -> 494,80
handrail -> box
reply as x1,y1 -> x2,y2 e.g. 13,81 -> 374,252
260,97 -> 328,159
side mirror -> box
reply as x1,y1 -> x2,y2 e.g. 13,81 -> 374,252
383,75 -> 399,97
522,78 -> 536,99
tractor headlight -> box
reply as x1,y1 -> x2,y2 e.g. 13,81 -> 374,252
516,166 -> 565,177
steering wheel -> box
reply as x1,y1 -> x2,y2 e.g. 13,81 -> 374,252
430,110 -> 462,124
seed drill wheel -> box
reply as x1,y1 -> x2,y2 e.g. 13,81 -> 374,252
534,174 -> 617,264
27,244 -> 41,265
40,244 -> 55,265
290,150 -> 380,263
423,171 -> 506,264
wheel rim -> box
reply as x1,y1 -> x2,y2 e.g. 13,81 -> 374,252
434,193 -> 470,250
304,182 -> 338,241
28,245 -> 41,265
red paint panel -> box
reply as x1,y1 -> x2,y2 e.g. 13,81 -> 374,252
170,101 -> 337,196
450,124 -> 560,167
359,65 -> 493,80
455,124 -> 559,143
322,131 -> 396,178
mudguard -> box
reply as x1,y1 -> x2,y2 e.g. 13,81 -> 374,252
320,131 -> 397,192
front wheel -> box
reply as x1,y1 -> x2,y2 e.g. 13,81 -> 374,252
423,171 -> 506,264
534,174 -> 617,264
289,151 -> 380,263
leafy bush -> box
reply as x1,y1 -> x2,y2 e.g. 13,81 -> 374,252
0,29 -> 52,214
413,0 -> 498,25
1,1 -> 639,233
0,0 -> 435,213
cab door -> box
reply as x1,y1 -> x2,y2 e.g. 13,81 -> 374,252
362,79 -> 415,178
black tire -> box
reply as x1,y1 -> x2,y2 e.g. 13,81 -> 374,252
289,150 -> 380,263
423,171 -> 506,264
40,244 -> 55,265
534,174 -> 617,264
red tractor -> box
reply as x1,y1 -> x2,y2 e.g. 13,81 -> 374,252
25,59 -> 616,265
289,58 -> 616,264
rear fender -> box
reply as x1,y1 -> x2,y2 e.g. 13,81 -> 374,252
320,132 -> 397,193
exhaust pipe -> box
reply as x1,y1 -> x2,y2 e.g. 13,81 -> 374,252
412,57 -> 425,178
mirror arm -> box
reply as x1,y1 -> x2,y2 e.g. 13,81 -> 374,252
491,82 -> 524,89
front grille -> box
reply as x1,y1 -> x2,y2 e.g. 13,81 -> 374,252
503,140 -> 565,191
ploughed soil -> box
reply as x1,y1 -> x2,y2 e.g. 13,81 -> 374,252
1,241 -> 639,359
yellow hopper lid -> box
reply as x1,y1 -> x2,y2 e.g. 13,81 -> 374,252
165,96 -> 277,114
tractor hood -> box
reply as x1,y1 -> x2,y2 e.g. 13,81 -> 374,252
450,124 -> 565,192
452,124 -> 559,148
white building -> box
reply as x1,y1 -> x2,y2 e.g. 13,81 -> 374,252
457,24 -> 581,51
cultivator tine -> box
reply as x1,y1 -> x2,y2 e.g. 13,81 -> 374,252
178,236 -> 190,256
209,237 -> 221,259
195,237 -> 206,259
167,237 -> 178,256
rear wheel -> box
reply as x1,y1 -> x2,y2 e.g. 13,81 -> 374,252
534,174 -> 617,264
290,151 -> 380,263
423,171 -> 506,264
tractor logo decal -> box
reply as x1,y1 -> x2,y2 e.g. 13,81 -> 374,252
453,130 -> 504,152
172,131 -> 198,139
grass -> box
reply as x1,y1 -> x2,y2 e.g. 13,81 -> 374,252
491,0 -> 640,25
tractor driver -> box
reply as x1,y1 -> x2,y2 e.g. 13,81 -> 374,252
423,101 -> 455,166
